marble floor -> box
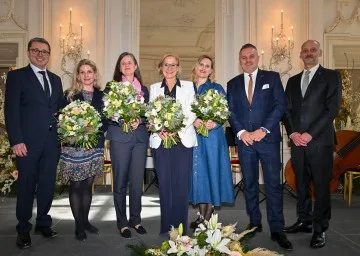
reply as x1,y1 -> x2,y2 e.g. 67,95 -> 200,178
0,186 -> 360,256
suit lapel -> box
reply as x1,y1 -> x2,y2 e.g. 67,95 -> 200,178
303,65 -> 323,100
252,69 -> 265,105
236,74 -> 249,106
25,65 -> 49,105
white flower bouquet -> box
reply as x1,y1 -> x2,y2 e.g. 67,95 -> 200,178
57,100 -> 102,149
103,81 -> 146,133
144,214 -> 281,256
191,89 -> 230,137
145,95 -> 185,149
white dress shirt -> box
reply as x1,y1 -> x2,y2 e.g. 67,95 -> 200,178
30,63 -> 52,95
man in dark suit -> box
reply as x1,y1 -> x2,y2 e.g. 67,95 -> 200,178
5,37 -> 63,249
227,43 -> 292,251
282,40 -> 341,249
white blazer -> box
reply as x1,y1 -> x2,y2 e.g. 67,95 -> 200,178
149,80 -> 197,149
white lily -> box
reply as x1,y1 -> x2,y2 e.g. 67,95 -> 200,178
207,213 -> 222,230
205,229 -> 231,254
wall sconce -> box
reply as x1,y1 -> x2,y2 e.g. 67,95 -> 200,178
59,8 -> 85,78
264,9 -> 294,78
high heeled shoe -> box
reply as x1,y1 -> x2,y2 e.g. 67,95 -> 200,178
190,213 -> 204,229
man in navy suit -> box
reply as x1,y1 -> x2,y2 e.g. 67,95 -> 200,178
282,40 -> 341,249
227,43 -> 292,251
5,37 -> 63,249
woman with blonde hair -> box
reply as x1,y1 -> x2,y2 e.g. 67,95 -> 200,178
189,55 -> 234,229
149,53 -> 197,236
59,59 -> 107,241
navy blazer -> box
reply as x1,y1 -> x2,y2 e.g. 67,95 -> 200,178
5,65 -> 63,148
282,65 -> 341,146
105,82 -> 149,143
227,69 -> 286,144
61,89 -> 107,148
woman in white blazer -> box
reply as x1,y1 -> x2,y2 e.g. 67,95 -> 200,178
149,53 -> 197,235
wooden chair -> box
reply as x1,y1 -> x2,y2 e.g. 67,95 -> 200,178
92,140 -> 113,193
229,145 -> 243,198
344,167 -> 360,207
143,147 -> 158,193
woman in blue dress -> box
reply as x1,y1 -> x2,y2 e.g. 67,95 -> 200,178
189,55 -> 234,229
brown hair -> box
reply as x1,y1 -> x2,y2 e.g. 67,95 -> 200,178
112,52 -> 143,84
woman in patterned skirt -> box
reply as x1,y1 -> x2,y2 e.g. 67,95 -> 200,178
59,59 -> 107,241
189,55 -> 234,229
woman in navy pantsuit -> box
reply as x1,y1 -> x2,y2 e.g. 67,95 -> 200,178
106,52 -> 149,238
149,53 -> 197,235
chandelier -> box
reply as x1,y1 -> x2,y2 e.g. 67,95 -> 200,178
263,9 -> 294,78
59,8 -> 85,78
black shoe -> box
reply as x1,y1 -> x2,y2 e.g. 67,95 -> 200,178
84,224 -> 99,234
283,220 -> 312,233
246,223 -> 263,233
75,230 -> 87,242
190,217 -> 204,230
310,232 -> 325,248
131,225 -> 147,235
271,232 -> 293,251
16,232 -> 31,249
34,226 -> 58,238
120,228 -> 132,238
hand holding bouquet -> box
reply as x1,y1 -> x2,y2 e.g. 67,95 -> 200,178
145,96 -> 185,149
191,89 -> 230,137
103,81 -> 146,133
57,100 -> 102,149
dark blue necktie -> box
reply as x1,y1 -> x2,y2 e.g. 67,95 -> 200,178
38,71 -> 51,101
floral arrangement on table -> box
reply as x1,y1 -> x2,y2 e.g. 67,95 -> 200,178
145,95 -> 186,149
335,69 -> 360,131
57,100 -> 102,149
103,81 -> 146,133
191,89 -> 230,137
142,214 -> 280,256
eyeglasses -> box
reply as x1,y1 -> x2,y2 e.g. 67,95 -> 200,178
163,63 -> 178,69
29,48 -> 50,56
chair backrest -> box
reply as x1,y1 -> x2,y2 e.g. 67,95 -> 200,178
104,140 -> 111,161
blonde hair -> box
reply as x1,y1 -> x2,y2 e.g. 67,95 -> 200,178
190,55 -> 214,83
157,53 -> 181,77
67,59 -> 102,101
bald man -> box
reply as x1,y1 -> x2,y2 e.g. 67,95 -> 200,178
282,40 -> 341,249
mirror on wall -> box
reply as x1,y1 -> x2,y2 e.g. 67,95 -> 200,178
0,43 -> 18,90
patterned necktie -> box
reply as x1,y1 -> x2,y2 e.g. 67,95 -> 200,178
38,71 -> 51,101
301,70 -> 311,97
248,73 -> 253,105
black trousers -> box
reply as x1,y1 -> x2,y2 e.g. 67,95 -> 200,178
291,144 -> 333,233
15,135 -> 60,233
110,137 -> 147,229
153,142 -> 193,235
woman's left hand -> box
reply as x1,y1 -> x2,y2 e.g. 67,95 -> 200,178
130,119 -> 141,130
205,120 -> 216,130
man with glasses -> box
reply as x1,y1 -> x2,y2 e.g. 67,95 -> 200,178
5,37 -> 63,249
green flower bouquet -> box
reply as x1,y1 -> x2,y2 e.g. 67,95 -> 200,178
191,89 -> 230,137
57,100 -> 102,149
145,95 -> 185,149
103,81 -> 146,133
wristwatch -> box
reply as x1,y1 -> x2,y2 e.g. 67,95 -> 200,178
260,127 -> 270,134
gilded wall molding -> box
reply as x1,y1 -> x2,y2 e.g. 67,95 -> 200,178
0,0 -> 27,30
326,0 -> 360,33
